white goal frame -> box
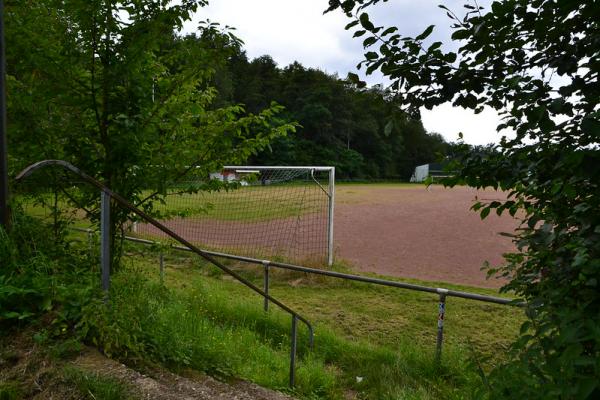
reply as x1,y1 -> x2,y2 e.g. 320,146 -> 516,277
223,166 -> 335,266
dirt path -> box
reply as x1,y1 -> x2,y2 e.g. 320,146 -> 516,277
334,185 -> 519,288
74,349 -> 294,400
0,332 -> 294,400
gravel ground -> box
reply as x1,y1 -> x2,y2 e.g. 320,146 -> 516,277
334,184 -> 519,288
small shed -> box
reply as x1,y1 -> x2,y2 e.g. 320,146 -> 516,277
410,163 -> 447,182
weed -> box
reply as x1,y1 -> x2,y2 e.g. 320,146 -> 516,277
62,366 -> 133,400
0,381 -> 21,400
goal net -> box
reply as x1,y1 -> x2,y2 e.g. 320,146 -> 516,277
133,166 -> 335,266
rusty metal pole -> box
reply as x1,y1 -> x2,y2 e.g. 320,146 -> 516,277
0,0 -> 10,230
436,289 -> 448,362
100,191 -> 111,295
289,315 -> 298,387
263,260 -> 270,311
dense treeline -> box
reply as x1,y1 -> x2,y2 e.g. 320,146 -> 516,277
210,50 -> 453,180
7,3 -> 452,184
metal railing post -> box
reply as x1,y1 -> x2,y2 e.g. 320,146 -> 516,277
290,315 -> 298,387
263,260 -> 270,312
436,289 -> 448,362
100,191 -> 111,295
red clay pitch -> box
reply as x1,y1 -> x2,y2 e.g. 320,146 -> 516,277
139,184 -> 519,288
334,184 -> 519,288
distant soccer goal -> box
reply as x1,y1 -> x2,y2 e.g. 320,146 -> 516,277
133,166 -> 335,266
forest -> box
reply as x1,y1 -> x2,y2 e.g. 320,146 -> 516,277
210,51 -> 454,179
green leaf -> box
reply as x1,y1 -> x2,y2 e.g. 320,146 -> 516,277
451,29 -> 470,40
365,51 -> 379,60
415,25 -> 434,41
491,1 -> 503,14
381,27 -> 398,36
384,120 -> 393,136
480,207 -> 490,219
359,13 -> 374,30
347,72 -> 360,83
581,116 -> 600,136
363,36 -> 378,47
345,20 -> 359,30
520,321 -> 531,334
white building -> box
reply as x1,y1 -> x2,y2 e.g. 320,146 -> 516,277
410,163 -> 447,182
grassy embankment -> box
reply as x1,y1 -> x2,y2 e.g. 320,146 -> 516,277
89,241 -> 523,399
12,185 -> 522,398
3,226 -> 517,399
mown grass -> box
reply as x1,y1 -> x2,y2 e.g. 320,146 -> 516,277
145,184 -> 325,222
19,183 -> 327,224
93,244 -> 523,399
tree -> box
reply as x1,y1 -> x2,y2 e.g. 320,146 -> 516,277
7,0 -> 295,260
215,53 -> 447,179
327,0 -> 599,397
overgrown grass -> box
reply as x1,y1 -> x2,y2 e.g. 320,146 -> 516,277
82,245 -> 523,399
0,382 -> 21,400
62,366 -> 133,400
148,249 -> 522,364
6,205 -> 522,398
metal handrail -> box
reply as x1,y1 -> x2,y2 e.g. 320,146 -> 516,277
16,160 -> 313,387
110,233 -> 521,307
98,231 -> 525,363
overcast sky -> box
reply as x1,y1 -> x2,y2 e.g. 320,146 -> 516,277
182,0 -> 505,145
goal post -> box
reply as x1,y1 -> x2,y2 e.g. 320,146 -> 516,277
133,166 -> 335,267
222,166 -> 335,267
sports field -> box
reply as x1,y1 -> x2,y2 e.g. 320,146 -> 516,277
334,184 -> 518,288
137,183 -> 518,288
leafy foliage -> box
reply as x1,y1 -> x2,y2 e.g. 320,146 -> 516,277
6,0 -> 296,260
328,0 -> 600,397
61,366 -> 134,400
0,211 -> 103,338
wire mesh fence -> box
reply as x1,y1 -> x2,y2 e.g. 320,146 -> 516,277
132,167 -> 334,266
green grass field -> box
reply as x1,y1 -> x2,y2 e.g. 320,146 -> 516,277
19,183 -> 329,224
146,185 -> 326,222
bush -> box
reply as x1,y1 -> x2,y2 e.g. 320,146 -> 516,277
0,212 -> 102,338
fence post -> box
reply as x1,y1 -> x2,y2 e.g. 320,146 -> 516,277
436,289 -> 448,362
100,191 -> 111,296
289,314 -> 298,387
263,260 -> 270,311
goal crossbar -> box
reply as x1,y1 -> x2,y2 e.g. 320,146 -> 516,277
223,165 -> 335,172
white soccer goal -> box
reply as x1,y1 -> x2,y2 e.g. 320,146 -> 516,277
134,166 -> 335,267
